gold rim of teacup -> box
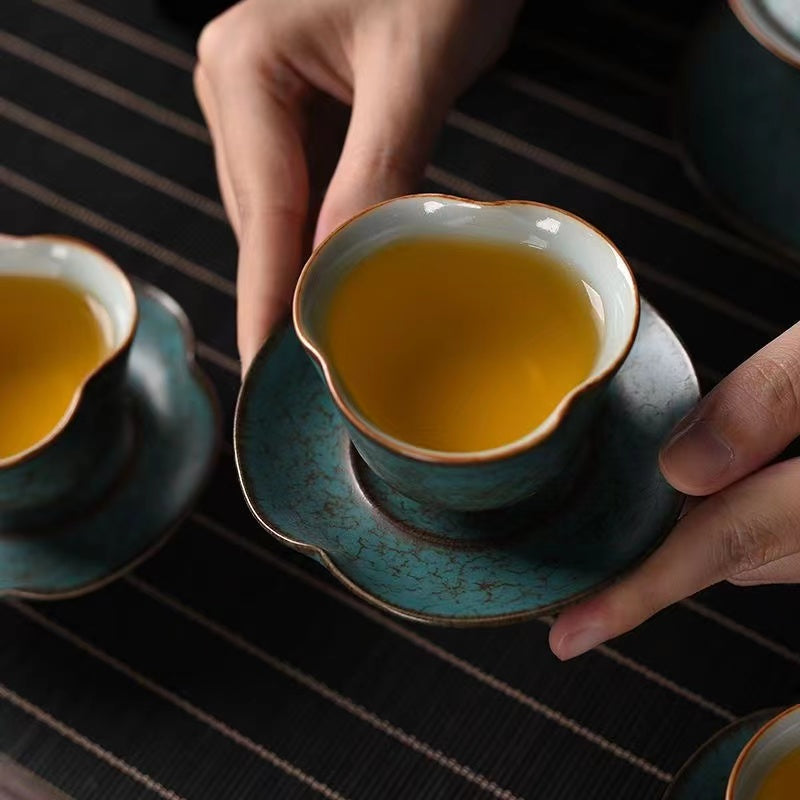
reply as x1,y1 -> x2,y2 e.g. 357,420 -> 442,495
293,193 -> 640,466
0,233 -> 138,470
726,704 -> 800,799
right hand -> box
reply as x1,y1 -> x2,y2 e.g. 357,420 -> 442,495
550,322 -> 800,660
194,0 -> 523,371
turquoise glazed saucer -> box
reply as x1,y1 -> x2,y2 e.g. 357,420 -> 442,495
663,709 -> 780,800
678,3 -> 800,259
0,281 -> 219,599
235,299 -> 698,626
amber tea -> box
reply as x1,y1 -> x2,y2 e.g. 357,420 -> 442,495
754,747 -> 800,800
324,237 -> 602,453
0,275 -> 112,458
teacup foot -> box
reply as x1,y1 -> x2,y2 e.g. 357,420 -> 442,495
349,438 -> 593,550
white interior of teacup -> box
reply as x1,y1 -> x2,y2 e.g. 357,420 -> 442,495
728,706 -> 800,799
295,195 -> 638,460
0,235 -> 136,349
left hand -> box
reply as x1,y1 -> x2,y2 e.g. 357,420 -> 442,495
550,321 -> 800,660
194,0 -> 522,372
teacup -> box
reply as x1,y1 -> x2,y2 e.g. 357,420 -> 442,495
728,705 -> 800,799
0,234 -> 137,529
293,195 -> 639,511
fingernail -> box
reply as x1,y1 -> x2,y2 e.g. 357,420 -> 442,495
553,625 -> 606,660
660,419 -> 733,491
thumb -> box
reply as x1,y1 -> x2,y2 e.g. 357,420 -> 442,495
314,57 -> 447,245
548,457 -> 800,660
659,322 -> 800,496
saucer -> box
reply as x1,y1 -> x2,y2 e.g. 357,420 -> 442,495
678,3 -> 800,259
663,709 -> 780,800
0,281 -> 219,599
235,299 -> 699,626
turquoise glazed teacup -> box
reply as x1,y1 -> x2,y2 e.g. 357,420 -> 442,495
0,235 -> 137,530
294,195 -> 639,511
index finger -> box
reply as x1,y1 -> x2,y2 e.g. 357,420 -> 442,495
199,25 -> 310,370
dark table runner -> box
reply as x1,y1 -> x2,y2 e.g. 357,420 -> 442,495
2,1 -> 799,798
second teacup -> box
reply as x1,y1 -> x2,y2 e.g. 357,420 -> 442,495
294,195 -> 639,511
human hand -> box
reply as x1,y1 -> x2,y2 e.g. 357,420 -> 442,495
550,322 -> 800,659
194,0 -> 522,371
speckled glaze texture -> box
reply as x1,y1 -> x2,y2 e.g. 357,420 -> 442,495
663,710 -> 779,800
235,299 -> 698,625
0,281 -> 219,598
680,4 -> 800,258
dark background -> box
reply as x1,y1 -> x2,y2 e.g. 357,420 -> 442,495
2,0 -> 800,798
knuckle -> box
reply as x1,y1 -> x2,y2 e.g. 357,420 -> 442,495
362,144 -> 422,187
605,582 -> 661,633
233,189 -> 255,232
238,202 -> 303,239
196,16 -> 227,67
739,352 -> 800,428
714,495 -> 784,576
197,3 -> 261,69
725,525 -> 781,574
192,63 -> 205,102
